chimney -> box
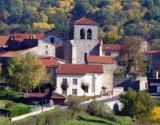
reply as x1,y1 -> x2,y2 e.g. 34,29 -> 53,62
84,52 -> 88,64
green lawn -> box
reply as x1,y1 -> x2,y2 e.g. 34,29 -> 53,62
11,107 -> 60,125
59,111 -> 133,125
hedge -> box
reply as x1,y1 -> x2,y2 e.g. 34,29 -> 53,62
0,106 -> 31,117
10,106 -> 31,117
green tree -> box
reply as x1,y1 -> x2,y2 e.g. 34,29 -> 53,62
5,53 -> 50,95
9,0 -> 23,23
120,36 -> 146,74
119,89 -> 158,123
49,11 -> 70,38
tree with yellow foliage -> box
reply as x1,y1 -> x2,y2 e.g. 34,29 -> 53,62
5,53 -> 50,95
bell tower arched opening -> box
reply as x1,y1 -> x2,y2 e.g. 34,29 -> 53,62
87,29 -> 92,39
80,29 -> 85,39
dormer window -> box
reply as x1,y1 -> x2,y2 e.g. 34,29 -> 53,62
50,37 -> 55,44
87,29 -> 92,39
80,29 -> 85,39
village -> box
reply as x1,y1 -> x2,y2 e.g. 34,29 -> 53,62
0,17 -> 160,125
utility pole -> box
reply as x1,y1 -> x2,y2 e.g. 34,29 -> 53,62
42,94 -> 43,112
94,75 -> 97,100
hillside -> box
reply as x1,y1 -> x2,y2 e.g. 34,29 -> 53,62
0,0 -> 160,45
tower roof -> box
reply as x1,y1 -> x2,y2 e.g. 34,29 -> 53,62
74,17 -> 98,25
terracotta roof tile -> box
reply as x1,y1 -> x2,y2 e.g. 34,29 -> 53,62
51,92 -> 67,99
0,36 -> 10,46
56,64 -> 103,75
102,44 -> 122,51
74,17 -> 98,25
144,50 -> 160,54
39,58 -> 58,68
28,93 -> 50,98
87,56 -> 114,64
13,33 -> 45,42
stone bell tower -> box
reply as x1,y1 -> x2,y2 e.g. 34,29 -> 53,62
71,17 -> 99,64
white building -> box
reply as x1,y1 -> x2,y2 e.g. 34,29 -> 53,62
102,44 -> 122,57
56,64 -> 103,96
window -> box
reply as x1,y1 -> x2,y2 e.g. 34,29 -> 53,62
45,51 -> 48,55
46,45 -> 48,48
87,29 -> 92,39
106,52 -> 110,55
73,79 -> 77,85
80,29 -> 85,39
72,89 -> 77,95
50,37 -> 55,44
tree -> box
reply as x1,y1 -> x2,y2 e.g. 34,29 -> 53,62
48,11 -> 70,38
9,0 -> 23,23
120,36 -> 146,74
61,79 -> 69,95
5,52 -> 50,95
81,82 -> 89,96
119,89 -> 158,123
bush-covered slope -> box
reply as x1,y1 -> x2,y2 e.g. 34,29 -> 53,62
0,0 -> 160,44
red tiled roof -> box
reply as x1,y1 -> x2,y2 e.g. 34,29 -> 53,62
55,43 -> 63,48
0,36 -> 10,46
74,17 -> 98,25
0,47 -> 35,58
87,56 -> 114,64
39,58 -> 58,68
144,50 -> 160,54
102,44 -> 122,51
56,64 -> 103,75
13,33 -> 45,42
51,92 -> 67,99
28,93 -> 49,98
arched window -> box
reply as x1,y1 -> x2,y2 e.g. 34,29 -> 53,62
87,29 -> 92,39
80,29 -> 85,39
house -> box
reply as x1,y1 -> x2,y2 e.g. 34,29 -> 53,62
41,31 -> 65,45
102,44 -> 122,57
87,55 -> 115,95
55,64 -> 104,96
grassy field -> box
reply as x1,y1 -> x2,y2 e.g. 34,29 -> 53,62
11,107 -> 60,125
59,112 -> 133,125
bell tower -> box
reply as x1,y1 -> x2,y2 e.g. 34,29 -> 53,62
74,17 -> 98,41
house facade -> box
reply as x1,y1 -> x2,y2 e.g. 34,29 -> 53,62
56,64 -> 103,96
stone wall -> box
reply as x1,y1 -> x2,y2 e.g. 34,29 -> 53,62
71,40 -> 99,64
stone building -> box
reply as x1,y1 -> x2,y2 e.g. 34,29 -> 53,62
63,17 -> 102,64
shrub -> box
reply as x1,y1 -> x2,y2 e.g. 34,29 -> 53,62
86,100 -> 100,116
114,70 -> 124,77
67,97 -> 82,119
5,102 -> 16,109
86,100 -> 121,123
10,106 -> 31,117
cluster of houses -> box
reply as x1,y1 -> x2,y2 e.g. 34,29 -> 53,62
0,17 -> 159,104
